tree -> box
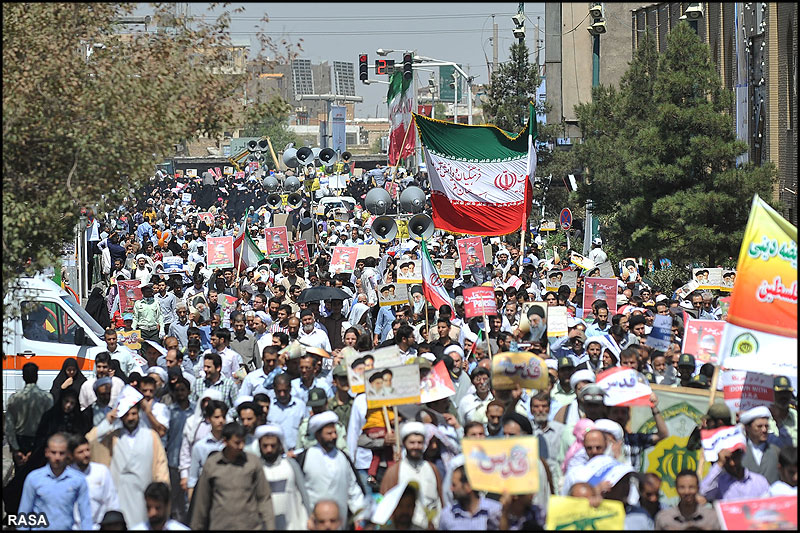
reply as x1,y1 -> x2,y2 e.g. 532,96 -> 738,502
483,40 -> 543,132
2,3 -> 294,294
572,24 -> 775,266
240,95 -> 299,169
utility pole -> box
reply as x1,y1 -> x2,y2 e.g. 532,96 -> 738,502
492,15 -> 498,76
535,16 -> 541,72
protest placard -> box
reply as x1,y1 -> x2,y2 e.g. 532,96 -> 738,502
719,269 -> 736,292
692,267 -> 723,290
162,256 -> 184,274
117,330 -> 141,350
420,360 -> 456,403
174,169 -> 184,178
597,261 -> 615,279
462,436 -> 539,494
365,364 -> 420,409
396,259 -> 422,284
721,370 -> 775,413
682,319 -> 726,364
701,425 -> 747,462
646,314 -> 673,351
582,277 -> 617,312
234,170 -> 245,180
714,495 -> 797,530
545,496 -> 625,531
518,302 -> 547,339
545,270 -> 578,293
329,246 -> 359,275
675,278 -> 700,301
197,212 -> 214,226
596,366 -> 652,406
117,280 -> 142,314
185,169 -> 197,178
357,244 -> 380,261
263,227 -> 289,259
570,252 -> 595,271
377,283 -> 409,307
114,385 -> 144,417
181,192 -> 192,205
719,195 -> 797,377
342,347 -> 365,395
223,166 -> 233,175
433,257 -> 456,279
620,257 -> 640,282
491,352 -> 548,390
456,236 -> 485,272
462,287 -> 497,318
293,239 -> 310,266
546,306 -> 568,339
206,236 -> 234,269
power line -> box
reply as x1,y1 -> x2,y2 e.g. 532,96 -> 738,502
192,12 -> 520,22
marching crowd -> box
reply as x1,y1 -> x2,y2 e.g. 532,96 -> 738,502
3,166 -> 797,531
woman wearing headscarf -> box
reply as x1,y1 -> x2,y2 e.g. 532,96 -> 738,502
33,388 -> 91,453
108,359 -> 129,384
50,357 -> 88,405
85,286 -> 112,329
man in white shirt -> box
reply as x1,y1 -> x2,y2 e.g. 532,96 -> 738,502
131,481 -> 190,530
767,445 -> 797,496
79,352 -> 126,410
588,238 -> 607,266
139,375 -> 170,440
298,309 -> 332,352
104,328 -> 143,376
204,328 -> 243,380
68,435 -> 119,529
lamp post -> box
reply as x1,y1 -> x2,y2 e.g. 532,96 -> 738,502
413,55 -> 474,125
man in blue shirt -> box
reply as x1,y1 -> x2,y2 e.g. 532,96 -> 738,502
18,433 -> 93,530
266,374 -> 308,452
440,464 -> 501,530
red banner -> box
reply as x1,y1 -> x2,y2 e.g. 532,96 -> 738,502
462,286 -> 497,318
456,236 -> 485,272
715,495 -> 797,530
294,239 -> 310,267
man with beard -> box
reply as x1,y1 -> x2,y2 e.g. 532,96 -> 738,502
439,465 -> 501,530
253,425 -> 311,530
442,345 -> 471,407
485,400 -> 506,437
531,391 -> 566,493
550,356 -> 578,414
457,367 -> 493,426
524,305 -> 547,343
380,421 -> 443,528
768,376 -> 797,448
297,411 -> 366,526
132,481 -> 189,531
699,443 -> 770,501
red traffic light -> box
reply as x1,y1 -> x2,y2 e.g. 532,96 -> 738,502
359,53 -> 368,81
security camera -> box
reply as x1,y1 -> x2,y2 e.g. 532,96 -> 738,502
512,13 -> 525,27
512,27 -> 526,39
590,19 -> 606,34
684,3 -> 704,19
589,3 -> 603,19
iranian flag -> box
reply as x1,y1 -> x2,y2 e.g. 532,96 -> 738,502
415,103 -> 537,236
232,209 -> 264,273
420,239 -> 451,310
387,71 -> 415,165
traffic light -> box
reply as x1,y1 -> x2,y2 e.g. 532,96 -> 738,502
359,53 -> 368,82
403,52 -> 413,80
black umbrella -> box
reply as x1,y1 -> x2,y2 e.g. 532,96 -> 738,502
297,286 -> 351,303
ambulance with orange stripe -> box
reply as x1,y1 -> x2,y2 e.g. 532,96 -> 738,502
3,275 -> 106,406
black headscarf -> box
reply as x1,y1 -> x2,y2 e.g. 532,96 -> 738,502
34,388 -> 90,452
50,357 -> 87,404
85,286 -> 111,329
108,359 -> 128,384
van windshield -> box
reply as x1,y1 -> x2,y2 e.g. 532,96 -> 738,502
61,295 -> 105,338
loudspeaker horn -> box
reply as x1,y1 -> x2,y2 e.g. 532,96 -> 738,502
407,214 -> 435,242
262,176 -> 280,193
319,147 -> 336,165
257,139 -> 269,151
365,187 -> 392,215
399,186 -> 426,214
372,216 -> 398,243
296,146 -> 314,166
282,147 -> 299,168
283,176 -> 302,193
341,151 -> 352,162
266,193 -> 283,210
247,140 -> 258,152
286,192 -> 303,209
311,147 -> 321,165
324,164 -> 336,174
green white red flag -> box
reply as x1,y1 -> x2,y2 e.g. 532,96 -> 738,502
232,208 -> 264,273
420,239 -> 451,310
387,71 -> 415,165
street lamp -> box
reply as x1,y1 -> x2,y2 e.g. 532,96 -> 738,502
376,48 -> 394,56
363,79 -> 390,85
413,55 -> 474,125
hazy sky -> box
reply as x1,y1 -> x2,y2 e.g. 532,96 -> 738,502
136,3 -> 546,118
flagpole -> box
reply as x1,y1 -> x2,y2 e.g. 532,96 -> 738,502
235,208 -> 248,285
483,312 -> 493,360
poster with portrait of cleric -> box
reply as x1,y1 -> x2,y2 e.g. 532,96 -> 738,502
206,236 -> 234,269
396,259 -> 422,284
545,270 -> 578,293
692,267 -> 723,290
433,257 -> 456,279
329,246 -> 359,275
365,364 -> 421,409
518,302 -> 548,341
264,227 -> 290,259
378,283 -> 410,307
456,236 -> 485,272
582,278 -> 618,312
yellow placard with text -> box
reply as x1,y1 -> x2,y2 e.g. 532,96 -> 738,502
462,436 -> 539,494
545,496 -> 625,530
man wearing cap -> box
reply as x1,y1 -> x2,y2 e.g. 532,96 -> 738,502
296,411 -> 366,527
673,354 -> 696,388
550,356 -> 578,413
768,376 -> 797,448
699,430 -> 770,501
380,421 -> 443,528
297,388 -> 348,453
740,405 -> 780,483
328,364 -> 354,428
252,425 -> 311,529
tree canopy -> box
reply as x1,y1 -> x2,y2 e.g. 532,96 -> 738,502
2,3 -> 293,293
572,23 -> 775,265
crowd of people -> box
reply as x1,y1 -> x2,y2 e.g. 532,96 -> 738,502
3,165 -> 797,530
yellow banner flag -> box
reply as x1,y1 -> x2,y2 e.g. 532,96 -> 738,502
462,436 -> 539,494
491,352 -> 549,390
545,496 -> 625,530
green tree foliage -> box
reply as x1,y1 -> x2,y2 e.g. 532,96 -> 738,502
2,3 -> 293,293
240,94 -> 298,169
483,40 -> 542,132
572,23 -> 775,265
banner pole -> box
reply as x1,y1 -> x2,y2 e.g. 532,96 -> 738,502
707,364 -> 721,409
393,406 -> 401,459
483,312 -> 493,359
235,209 -> 248,285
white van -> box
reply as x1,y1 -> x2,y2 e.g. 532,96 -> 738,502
3,275 -> 106,406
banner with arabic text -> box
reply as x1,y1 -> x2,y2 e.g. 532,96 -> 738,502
462,436 -> 539,494
491,352 -> 548,390
714,495 -> 797,530
462,286 -> 497,318
596,366 -> 652,406
545,496 -> 625,530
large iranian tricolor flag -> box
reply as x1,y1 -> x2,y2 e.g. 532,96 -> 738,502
420,239 -> 451,310
415,103 -> 537,236
232,209 -> 265,273
387,71 -> 415,166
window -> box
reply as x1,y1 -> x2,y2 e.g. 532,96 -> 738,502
22,301 -> 77,344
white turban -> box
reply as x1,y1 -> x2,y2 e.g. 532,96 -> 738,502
234,395 -> 253,409
308,411 -> 339,438
399,421 -> 426,442
740,405 -> 772,425
146,366 -> 168,384
255,311 -> 270,324
254,424 -> 286,449
443,345 -> 465,359
593,419 -> 624,442
570,369 -> 596,391
463,330 -> 479,344
545,359 -> 558,371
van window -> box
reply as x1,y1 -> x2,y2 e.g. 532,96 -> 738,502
21,301 -> 77,344
61,294 -> 104,338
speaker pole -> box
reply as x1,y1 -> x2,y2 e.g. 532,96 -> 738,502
266,137 -> 281,171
